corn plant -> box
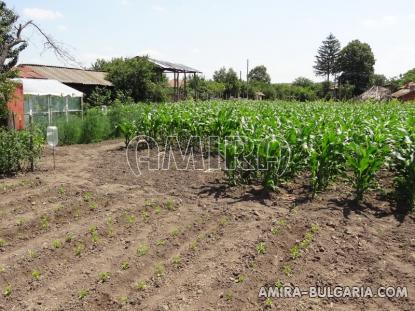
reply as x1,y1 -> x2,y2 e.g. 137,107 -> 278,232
346,140 -> 386,202
392,130 -> 415,212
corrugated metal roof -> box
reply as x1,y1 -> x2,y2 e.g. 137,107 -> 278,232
148,58 -> 201,73
17,64 -> 112,86
359,86 -> 391,101
392,89 -> 413,98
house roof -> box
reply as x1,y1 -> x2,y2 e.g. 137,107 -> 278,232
392,82 -> 415,98
359,86 -> 391,101
17,64 -> 112,86
148,58 -> 201,73
392,88 -> 414,98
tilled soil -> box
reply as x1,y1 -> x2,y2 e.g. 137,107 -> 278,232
0,139 -> 414,311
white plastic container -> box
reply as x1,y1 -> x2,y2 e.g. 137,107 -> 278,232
47,126 -> 58,147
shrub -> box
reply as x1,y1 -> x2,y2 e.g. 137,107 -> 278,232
0,127 -> 44,175
80,108 -> 111,143
56,116 -> 83,145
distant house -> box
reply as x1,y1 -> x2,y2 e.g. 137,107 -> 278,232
392,82 -> 415,101
255,91 -> 265,100
17,64 -> 112,97
359,86 -> 391,101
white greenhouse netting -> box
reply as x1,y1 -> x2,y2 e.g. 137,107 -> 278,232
12,78 -> 84,127
13,78 -> 83,97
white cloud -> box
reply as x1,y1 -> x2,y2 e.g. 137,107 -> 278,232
191,48 -> 200,54
23,8 -> 63,21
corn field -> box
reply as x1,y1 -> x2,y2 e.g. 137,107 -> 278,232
113,100 -> 415,209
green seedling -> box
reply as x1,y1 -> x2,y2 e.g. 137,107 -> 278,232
28,249 -> 38,259
137,244 -> 149,257
78,289 -> 89,300
224,290 -> 233,301
275,280 -> 283,289
16,218 -> 25,226
40,215 -> 49,230
170,228 -> 180,237
135,280 -> 147,291
264,297 -> 273,307
172,255 -> 181,267
126,214 -> 136,224
154,206 -> 161,214
0,266 -> 5,273
121,261 -> 129,270
32,269 -> 41,281
58,185 -> 65,195
141,210 -> 150,222
311,223 -> 320,234
75,243 -> 85,257
52,239 -> 63,249
256,242 -> 266,255
65,233 -> 74,243
83,192 -> 92,202
89,226 -> 99,243
282,264 -> 293,277
89,202 -> 97,211
98,272 -> 110,283
118,296 -> 129,305
189,240 -> 198,251
3,284 -> 12,297
165,199 -> 175,211
0,238 -> 5,247
290,245 -> 301,259
156,239 -> 166,246
154,263 -> 165,277
219,216 -> 229,226
235,275 -> 246,283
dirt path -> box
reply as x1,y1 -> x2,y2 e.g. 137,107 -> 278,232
0,140 -> 414,311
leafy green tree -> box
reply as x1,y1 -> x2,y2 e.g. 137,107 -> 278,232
337,40 -> 376,96
93,57 -> 168,102
0,1 -> 74,126
248,65 -> 271,84
292,77 -> 315,88
401,68 -> 415,85
314,34 -> 341,82
370,74 -> 387,87
213,67 -> 240,98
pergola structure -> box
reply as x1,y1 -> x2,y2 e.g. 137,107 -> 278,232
148,58 -> 201,101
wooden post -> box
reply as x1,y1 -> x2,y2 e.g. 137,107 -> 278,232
193,73 -> 197,100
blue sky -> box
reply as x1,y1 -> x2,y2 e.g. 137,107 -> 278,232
9,0 -> 415,82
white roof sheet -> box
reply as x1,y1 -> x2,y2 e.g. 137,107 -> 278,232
12,78 -> 83,97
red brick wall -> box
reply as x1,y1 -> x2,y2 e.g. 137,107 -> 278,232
7,83 -> 25,130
